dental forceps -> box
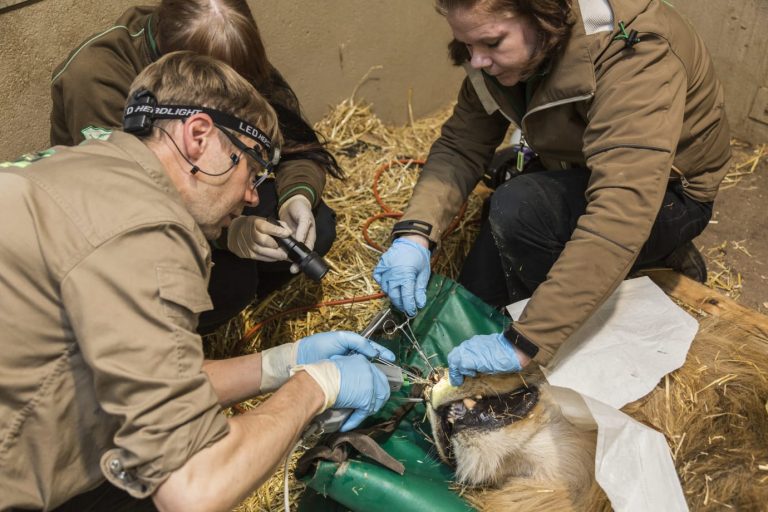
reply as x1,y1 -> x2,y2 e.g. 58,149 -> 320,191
382,315 -> 437,375
361,308 -> 431,384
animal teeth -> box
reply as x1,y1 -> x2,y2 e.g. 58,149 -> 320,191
475,395 -> 483,400
463,398 -> 477,410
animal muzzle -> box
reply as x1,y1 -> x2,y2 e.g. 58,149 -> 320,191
432,385 -> 540,464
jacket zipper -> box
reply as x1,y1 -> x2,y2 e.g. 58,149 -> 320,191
671,165 -> 690,187
517,134 -> 529,172
520,93 -> 595,157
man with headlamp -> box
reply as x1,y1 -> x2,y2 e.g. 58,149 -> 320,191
0,52 -> 392,512
51,0 -> 342,334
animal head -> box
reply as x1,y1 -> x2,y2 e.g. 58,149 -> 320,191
425,369 -> 596,493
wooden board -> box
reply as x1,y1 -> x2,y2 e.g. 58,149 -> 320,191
645,269 -> 768,349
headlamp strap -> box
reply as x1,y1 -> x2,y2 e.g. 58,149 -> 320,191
123,90 -> 275,158
124,103 -> 273,150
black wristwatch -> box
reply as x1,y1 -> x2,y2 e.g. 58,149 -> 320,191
502,323 -> 539,359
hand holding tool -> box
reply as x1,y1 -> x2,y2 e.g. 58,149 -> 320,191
260,332 -> 395,393
266,217 -> 329,281
278,196 -> 316,273
311,361 -> 403,433
227,215 -> 292,261
297,331 -> 395,365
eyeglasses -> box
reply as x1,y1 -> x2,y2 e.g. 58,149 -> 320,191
216,125 -> 281,189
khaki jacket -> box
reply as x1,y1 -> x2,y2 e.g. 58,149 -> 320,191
50,6 -> 326,208
402,0 -> 730,363
0,132 -> 229,510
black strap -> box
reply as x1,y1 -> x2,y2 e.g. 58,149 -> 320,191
503,323 -> 540,358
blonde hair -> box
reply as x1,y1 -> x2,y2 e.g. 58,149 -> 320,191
128,51 -> 282,148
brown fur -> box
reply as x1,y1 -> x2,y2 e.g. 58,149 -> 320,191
426,317 -> 768,511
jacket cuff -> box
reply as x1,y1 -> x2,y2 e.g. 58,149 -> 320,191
391,219 -> 437,250
502,323 -> 540,359
275,159 -> 326,208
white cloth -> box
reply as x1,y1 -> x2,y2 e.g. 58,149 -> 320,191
507,276 -> 698,408
507,277 -> 695,512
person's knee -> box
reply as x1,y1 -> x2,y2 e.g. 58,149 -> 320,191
313,203 -> 337,256
487,175 -> 546,242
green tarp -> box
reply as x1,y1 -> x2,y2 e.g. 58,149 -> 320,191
299,274 -> 509,511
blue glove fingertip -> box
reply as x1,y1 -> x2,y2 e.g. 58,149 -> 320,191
340,410 -> 366,432
415,290 -> 427,309
370,342 -> 396,362
448,368 -> 464,387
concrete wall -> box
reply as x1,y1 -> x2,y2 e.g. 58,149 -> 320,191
0,0 -> 463,160
0,0 -> 765,161
673,0 -> 768,144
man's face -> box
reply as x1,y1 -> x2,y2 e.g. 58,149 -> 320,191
183,134 -> 259,240
448,6 -> 539,86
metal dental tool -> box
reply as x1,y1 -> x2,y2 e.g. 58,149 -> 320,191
373,355 -> 430,385
386,316 -> 437,375
360,307 -> 396,338
363,308 -> 434,381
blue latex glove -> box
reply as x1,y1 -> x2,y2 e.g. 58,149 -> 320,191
373,237 -> 431,317
331,354 -> 391,431
296,331 -> 396,364
447,333 -> 522,386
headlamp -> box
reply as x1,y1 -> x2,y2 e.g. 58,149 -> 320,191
123,89 -> 281,174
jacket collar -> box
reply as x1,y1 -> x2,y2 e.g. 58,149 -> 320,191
107,131 -> 183,204
105,131 -> 209,248
528,0 -> 596,112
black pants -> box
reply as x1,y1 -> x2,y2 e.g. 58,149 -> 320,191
459,168 -> 712,308
198,179 -> 336,334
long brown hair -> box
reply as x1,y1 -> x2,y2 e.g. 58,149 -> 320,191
438,0 -> 573,78
156,0 -> 343,177
157,0 -> 270,85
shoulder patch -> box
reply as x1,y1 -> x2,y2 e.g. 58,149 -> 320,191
0,149 -> 57,169
81,126 -> 113,141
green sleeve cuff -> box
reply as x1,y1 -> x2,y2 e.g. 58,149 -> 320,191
278,184 -> 317,208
